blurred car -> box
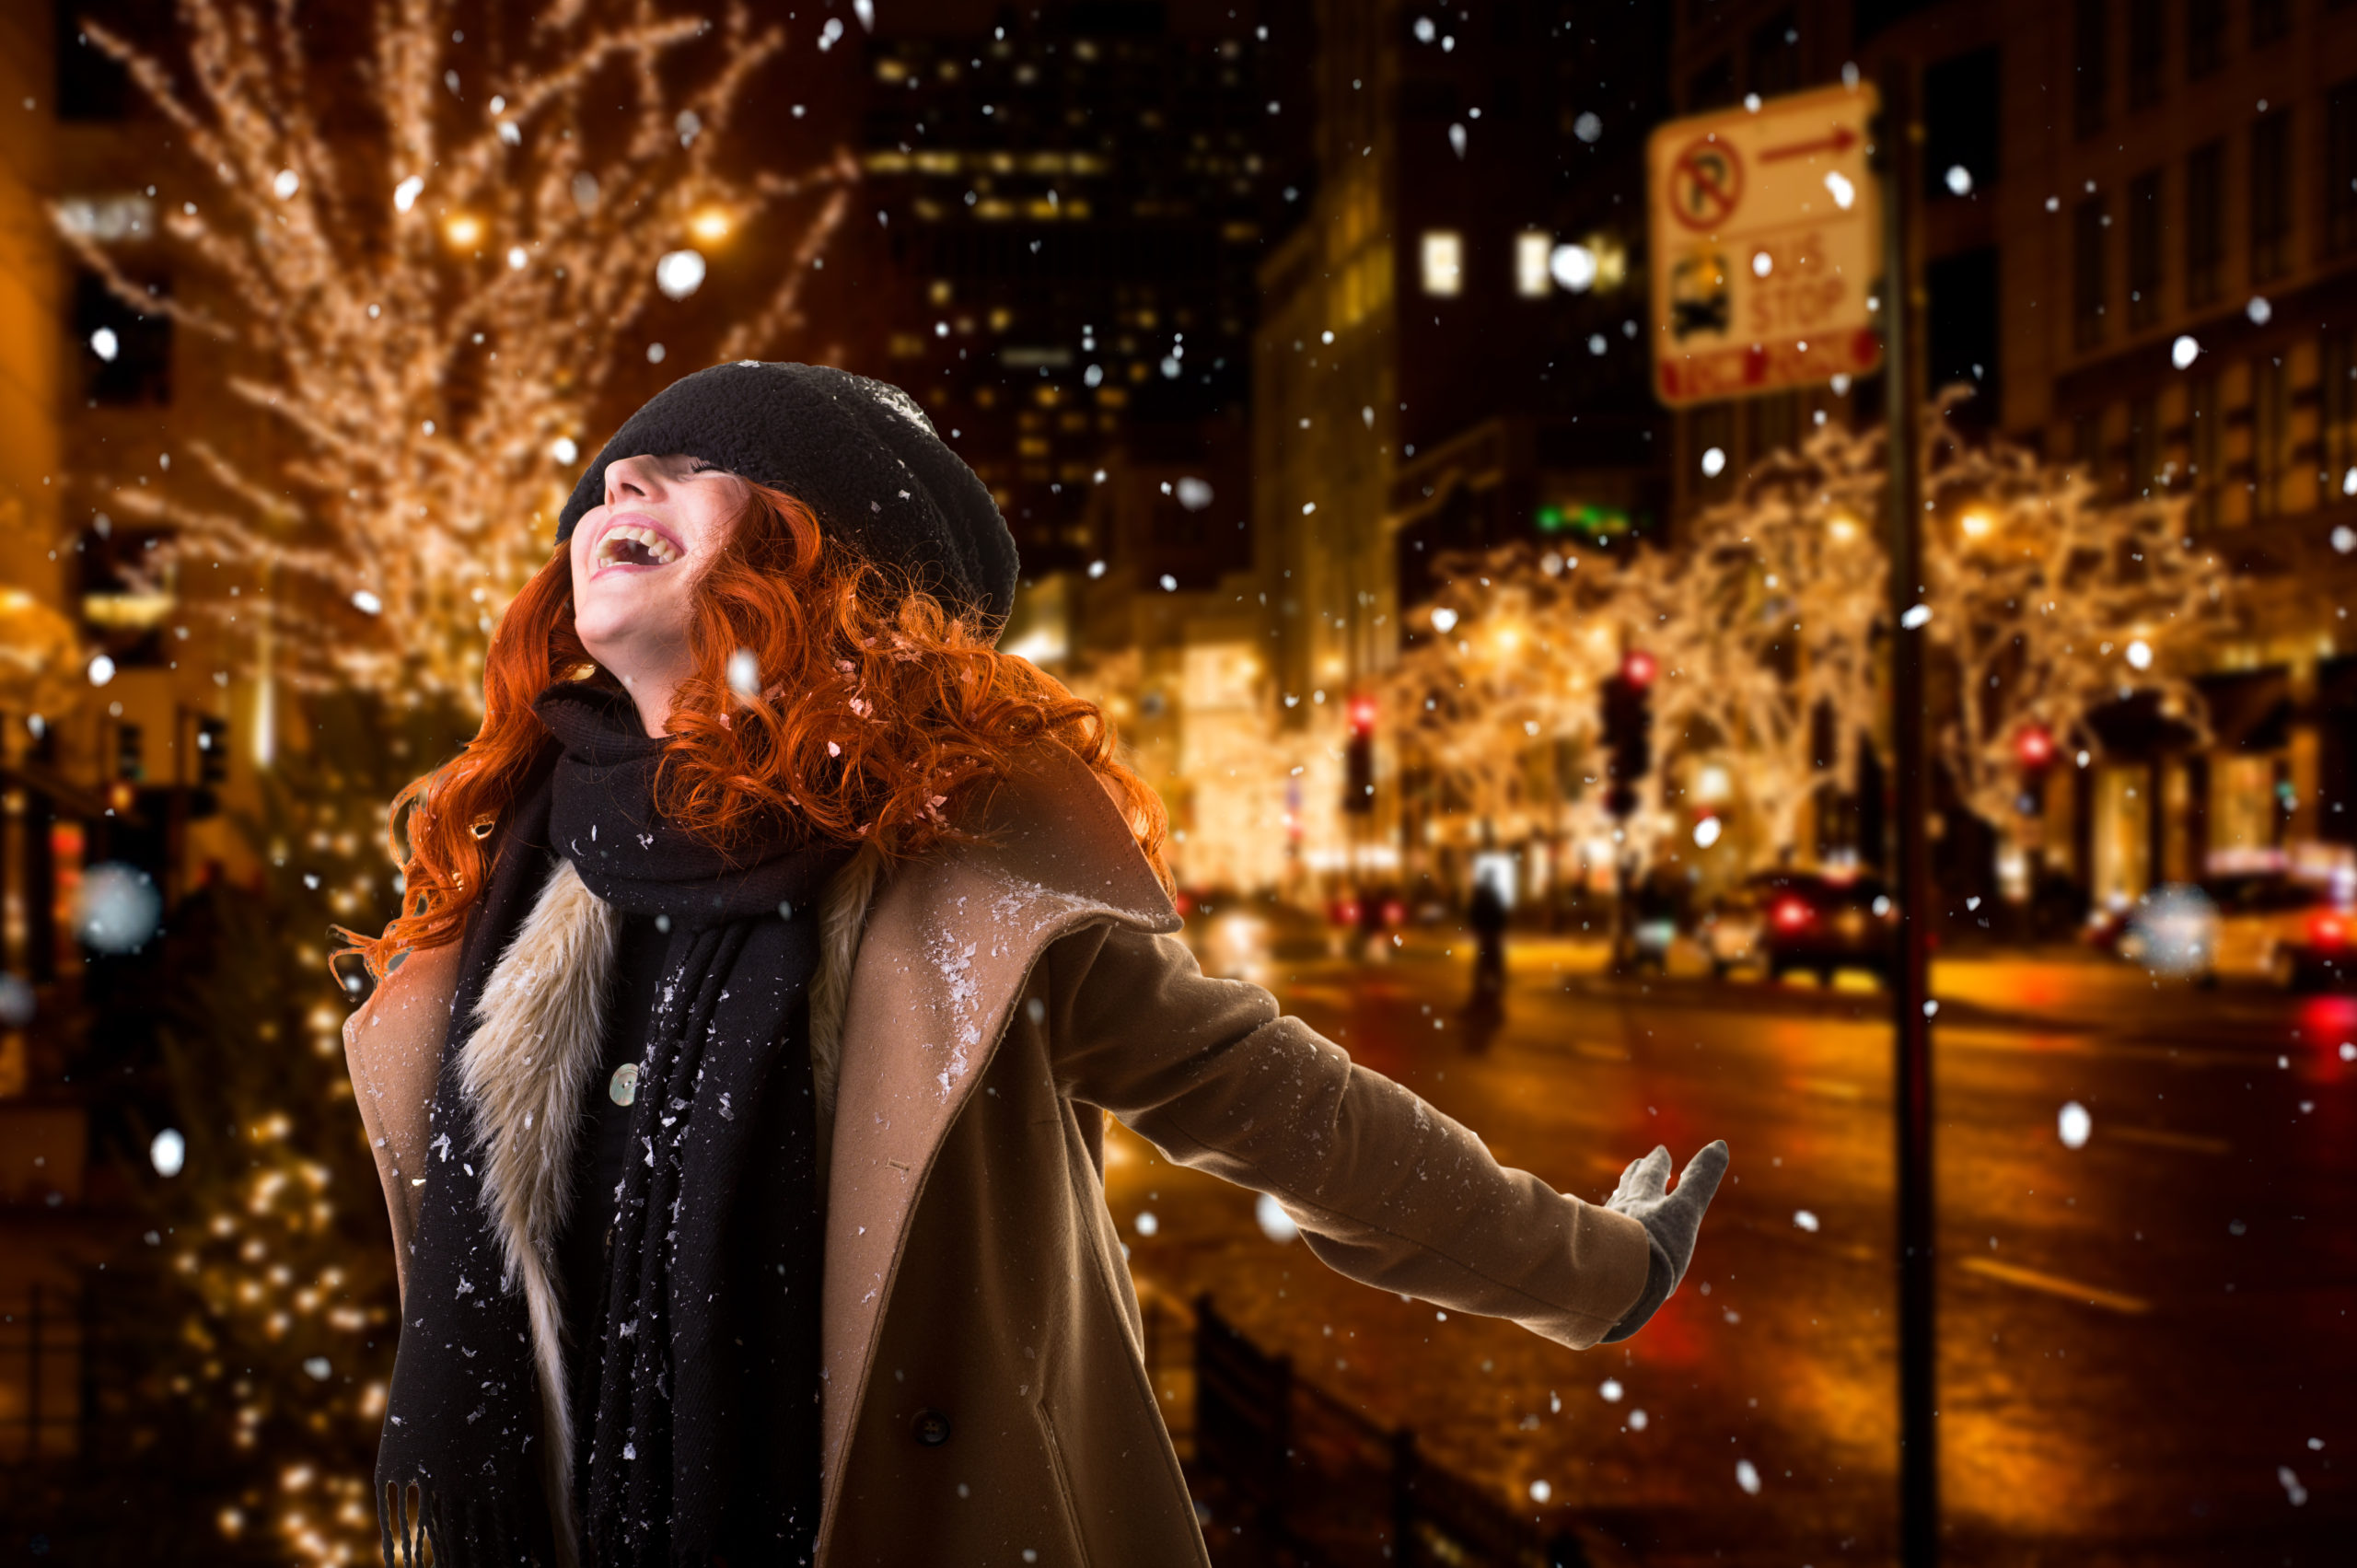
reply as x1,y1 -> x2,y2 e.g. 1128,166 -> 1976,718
1326,889 -> 1407,931
2080,902 -> 2135,956
2118,875 -> 2357,989
1703,871 -> 1896,982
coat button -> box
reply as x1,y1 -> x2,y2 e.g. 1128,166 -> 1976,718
911,1409 -> 953,1447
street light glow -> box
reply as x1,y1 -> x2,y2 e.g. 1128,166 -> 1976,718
688,205 -> 734,244
442,212 -> 484,248
1550,242 -> 1598,293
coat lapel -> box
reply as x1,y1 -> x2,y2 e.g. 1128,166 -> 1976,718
814,742 -> 1178,1527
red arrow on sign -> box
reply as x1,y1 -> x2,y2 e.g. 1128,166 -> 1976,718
1760,123 -> 1860,162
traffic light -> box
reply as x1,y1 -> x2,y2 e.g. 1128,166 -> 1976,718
1600,653 -> 1655,818
2013,723 -> 2054,818
1344,692 -> 1376,815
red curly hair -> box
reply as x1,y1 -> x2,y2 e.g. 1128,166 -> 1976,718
350,483 -> 1168,978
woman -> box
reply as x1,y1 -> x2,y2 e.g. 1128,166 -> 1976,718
343,362 -> 1727,1568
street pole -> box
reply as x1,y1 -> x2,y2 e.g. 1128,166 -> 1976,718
1875,59 -> 1939,1568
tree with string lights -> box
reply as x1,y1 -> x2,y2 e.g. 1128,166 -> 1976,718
59,0 -> 857,709
127,704 -> 449,1567
1378,541 -> 1644,878
1913,411 -> 2223,840
1632,419 -> 1898,864
1379,399 -> 2227,883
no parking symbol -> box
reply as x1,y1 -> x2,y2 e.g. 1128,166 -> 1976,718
1668,137 -> 1745,231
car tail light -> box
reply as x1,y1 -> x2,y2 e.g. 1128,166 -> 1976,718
1382,900 -> 1406,927
1771,897 -> 1814,932
2310,910 -> 2348,949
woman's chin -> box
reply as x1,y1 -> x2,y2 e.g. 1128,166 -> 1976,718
572,615 -> 627,657
574,598 -> 669,652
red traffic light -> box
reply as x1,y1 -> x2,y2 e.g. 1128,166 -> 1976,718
1621,650 -> 1657,689
1347,693 -> 1378,735
2014,724 -> 2055,768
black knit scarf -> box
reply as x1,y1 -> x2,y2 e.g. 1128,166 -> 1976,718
377,683 -> 845,1568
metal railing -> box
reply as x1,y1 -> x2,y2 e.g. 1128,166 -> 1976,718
1158,1291 -> 1590,1568
0,1283 -> 85,1465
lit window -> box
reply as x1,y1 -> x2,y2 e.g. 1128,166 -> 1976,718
1420,230 -> 1463,296
1515,231 -> 1552,296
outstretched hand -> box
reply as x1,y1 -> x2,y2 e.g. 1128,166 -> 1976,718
1599,1140 -> 1730,1342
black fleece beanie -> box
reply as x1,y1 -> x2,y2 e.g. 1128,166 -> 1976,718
557,361 -> 1020,630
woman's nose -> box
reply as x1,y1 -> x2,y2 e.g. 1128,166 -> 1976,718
605,457 -> 663,506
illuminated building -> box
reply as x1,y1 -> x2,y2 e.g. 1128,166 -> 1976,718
1251,0 -> 1673,893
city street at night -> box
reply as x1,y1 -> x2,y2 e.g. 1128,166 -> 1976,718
7,1 -> 2357,1563
1112,922 -> 2353,1566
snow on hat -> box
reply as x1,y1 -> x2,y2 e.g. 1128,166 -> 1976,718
556,361 -> 1020,630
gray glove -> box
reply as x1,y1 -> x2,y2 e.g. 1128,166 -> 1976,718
1599,1141 -> 1730,1342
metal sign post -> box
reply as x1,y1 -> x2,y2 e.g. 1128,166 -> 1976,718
1874,60 -> 1939,1568
1648,74 -> 1937,1561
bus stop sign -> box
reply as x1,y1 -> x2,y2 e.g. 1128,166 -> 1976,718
1647,82 -> 1884,407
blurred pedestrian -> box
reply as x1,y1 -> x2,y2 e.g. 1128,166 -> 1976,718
339,362 -> 1728,1568
1468,872 -> 1508,1013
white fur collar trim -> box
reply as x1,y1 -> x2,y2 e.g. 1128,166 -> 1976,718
459,858 -> 614,1567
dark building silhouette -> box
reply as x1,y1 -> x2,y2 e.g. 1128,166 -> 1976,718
861,1 -> 1314,571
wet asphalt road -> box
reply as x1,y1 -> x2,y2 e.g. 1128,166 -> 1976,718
1105,929 -> 2354,1566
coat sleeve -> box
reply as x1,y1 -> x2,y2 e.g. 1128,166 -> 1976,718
1044,923 -> 1652,1350
342,938 -> 463,1305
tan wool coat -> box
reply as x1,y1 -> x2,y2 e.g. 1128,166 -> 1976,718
343,741 -> 1652,1567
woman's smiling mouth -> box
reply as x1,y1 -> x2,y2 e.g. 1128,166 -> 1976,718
594,518 -> 684,570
